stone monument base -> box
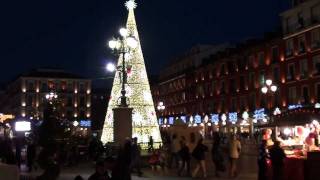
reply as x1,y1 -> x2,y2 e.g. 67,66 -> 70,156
113,107 -> 133,145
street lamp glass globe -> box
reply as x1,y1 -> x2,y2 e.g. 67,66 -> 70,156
266,79 -> 272,86
119,28 -> 128,37
106,63 -> 116,72
261,86 -> 268,94
270,85 -> 277,92
126,37 -> 138,49
159,102 -> 163,106
108,40 -> 117,49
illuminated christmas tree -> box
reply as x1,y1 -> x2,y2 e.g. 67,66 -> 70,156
101,0 -> 162,144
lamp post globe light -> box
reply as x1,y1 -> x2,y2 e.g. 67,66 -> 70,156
157,101 -> 165,111
108,27 -> 138,107
260,79 -> 278,123
261,79 -> 277,94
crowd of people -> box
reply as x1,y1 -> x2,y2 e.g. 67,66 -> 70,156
2,130 -> 289,180
258,140 -> 286,180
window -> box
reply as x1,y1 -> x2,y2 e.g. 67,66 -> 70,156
271,46 -> 279,63
212,81 -> 216,94
313,55 -> 320,75
288,87 -> 297,104
67,83 -> 73,92
67,96 -> 73,106
258,52 -> 265,66
248,55 -> 255,69
273,67 -> 280,83
240,97 -> 246,111
285,16 -> 294,34
231,98 -> 237,111
221,98 -> 225,112
316,83 -> 320,102
240,76 -> 245,91
182,92 -> 186,101
249,93 -> 256,110
197,85 -> 204,96
220,64 -> 226,76
27,81 -> 34,91
220,80 -> 225,94
311,3 -> 320,23
27,95 -> 33,106
79,83 -> 85,93
227,61 -> 235,73
287,64 -> 295,81
249,72 -> 255,89
229,79 -> 236,93
311,28 -> 320,49
80,96 -> 85,107
297,11 -> 304,28
298,35 -> 306,54
259,71 -> 265,86
300,59 -> 308,79
286,39 -> 294,57
302,86 -> 309,104
41,82 -> 47,92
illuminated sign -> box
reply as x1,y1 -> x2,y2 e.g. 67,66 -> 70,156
180,116 -> 186,123
79,120 -> 91,127
211,114 -> 219,124
168,117 -> 174,124
253,108 -> 267,122
158,118 -> 163,125
288,104 -> 303,110
228,112 -> 238,124
194,115 -> 202,124
15,121 -> 31,132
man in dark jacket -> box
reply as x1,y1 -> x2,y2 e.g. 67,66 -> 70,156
269,141 -> 286,180
178,140 -> 190,176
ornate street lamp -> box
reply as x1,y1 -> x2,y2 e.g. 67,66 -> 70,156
261,79 -> 278,122
108,27 -> 138,107
261,79 -> 277,94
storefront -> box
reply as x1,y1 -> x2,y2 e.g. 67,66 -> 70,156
260,109 -> 320,180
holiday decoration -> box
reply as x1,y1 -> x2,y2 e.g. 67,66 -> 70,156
101,0 -> 161,144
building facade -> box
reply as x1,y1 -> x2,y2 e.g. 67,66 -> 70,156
0,69 -> 91,121
152,0 -> 320,127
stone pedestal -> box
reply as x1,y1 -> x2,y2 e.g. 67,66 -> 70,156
113,107 -> 133,145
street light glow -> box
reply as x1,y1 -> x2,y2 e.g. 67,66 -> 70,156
270,85 -> 277,92
119,28 -> 128,37
261,86 -> 268,94
108,40 -> 117,49
106,63 -> 116,72
266,79 -> 272,86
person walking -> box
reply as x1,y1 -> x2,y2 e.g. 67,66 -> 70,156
112,138 -> 132,180
211,132 -> 225,177
27,141 -> 37,172
131,137 -> 143,176
178,140 -> 190,176
170,134 -> 180,168
148,136 -> 154,153
269,141 -> 286,180
258,140 -> 269,180
191,138 -> 208,178
228,135 -> 241,178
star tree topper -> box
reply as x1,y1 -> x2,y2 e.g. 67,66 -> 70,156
125,0 -> 137,10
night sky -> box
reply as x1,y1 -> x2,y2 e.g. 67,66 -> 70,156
0,0 -> 290,87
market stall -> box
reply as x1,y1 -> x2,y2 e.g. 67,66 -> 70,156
262,111 -> 320,180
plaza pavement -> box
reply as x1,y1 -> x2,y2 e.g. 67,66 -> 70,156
21,142 -> 258,180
